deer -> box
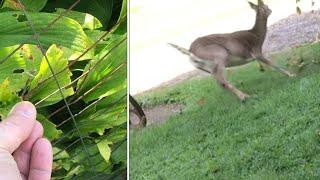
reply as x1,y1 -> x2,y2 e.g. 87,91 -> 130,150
169,0 -> 295,101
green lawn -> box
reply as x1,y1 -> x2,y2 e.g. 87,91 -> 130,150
130,43 -> 320,179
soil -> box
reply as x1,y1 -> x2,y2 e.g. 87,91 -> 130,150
130,10 -> 320,127
129,103 -> 184,126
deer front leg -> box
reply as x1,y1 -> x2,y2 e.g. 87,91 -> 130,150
212,64 -> 250,101
257,55 -> 295,77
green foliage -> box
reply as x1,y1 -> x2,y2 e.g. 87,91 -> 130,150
97,139 -> 112,163
77,35 -> 127,102
130,43 -> 320,179
28,45 -> 74,107
2,0 -> 48,11
0,78 -> 21,118
0,0 -> 126,179
37,114 -> 62,141
54,8 -> 103,30
43,0 -> 118,30
0,11 -> 93,53
0,46 -> 29,91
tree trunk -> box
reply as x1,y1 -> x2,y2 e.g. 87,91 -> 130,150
129,95 -> 146,127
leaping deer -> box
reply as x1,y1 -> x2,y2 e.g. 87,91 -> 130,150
169,0 -> 295,101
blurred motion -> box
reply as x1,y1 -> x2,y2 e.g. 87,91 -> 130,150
130,0 -> 317,94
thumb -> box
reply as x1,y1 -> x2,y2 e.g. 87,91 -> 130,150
0,101 -> 37,153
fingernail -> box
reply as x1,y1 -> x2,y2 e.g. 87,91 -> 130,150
9,101 -> 36,118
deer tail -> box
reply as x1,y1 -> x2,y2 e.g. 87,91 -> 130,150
168,43 -> 216,73
168,43 -> 192,56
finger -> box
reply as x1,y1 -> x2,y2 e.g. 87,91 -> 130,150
0,101 -> 37,153
13,121 -> 44,179
0,149 -> 21,180
28,138 -> 52,180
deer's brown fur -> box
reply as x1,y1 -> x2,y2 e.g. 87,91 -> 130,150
169,0 -> 295,101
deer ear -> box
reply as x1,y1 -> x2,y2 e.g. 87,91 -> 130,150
248,1 -> 257,10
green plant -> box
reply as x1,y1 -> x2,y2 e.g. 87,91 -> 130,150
0,0 -> 127,179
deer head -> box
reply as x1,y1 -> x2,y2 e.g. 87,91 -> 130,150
248,0 -> 272,17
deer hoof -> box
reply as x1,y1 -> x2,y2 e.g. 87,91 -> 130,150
288,72 -> 296,77
239,93 -> 250,101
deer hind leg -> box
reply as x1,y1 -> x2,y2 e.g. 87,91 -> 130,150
257,61 -> 265,72
257,55 -> 295,77
212,63 -> 250,101
193,44 -> 250,100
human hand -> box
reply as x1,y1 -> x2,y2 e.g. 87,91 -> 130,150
0,101 -> 52,180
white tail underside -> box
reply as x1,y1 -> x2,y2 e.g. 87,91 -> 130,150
168,43 -> 217,73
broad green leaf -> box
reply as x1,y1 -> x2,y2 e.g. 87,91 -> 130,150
0,79 -> 20,119
113,0 -> 127,35
77,35 -> 127,102
28,44 -> 74,107
65,131 -> 127,177
84,31 -> 125,55
67,139 -> 110,177
110,140 -> 127,164
59,46 -> 93,61
0,45 -> 43,113
113,20 -> 127,35
52,147 -> 72,173
76,104 -> 126,135
38,114 -> 62,141
52,160 -> 71,175
77,0 -> 114,29
1,0 -> 48,11
0,78 -> 18,104
65,165 -> 82,178
118,0 -> 127,23
53,147 -> 70,160
20,45 -> 43,72
93,105 -> 126,128
71,88 -> 125,128
0,101 -> 19,119
86,64 -> 126,102
44,0 -> 114,29
97,139 -> 112,163
55,8 -> 103,30
0,11 -> 92,53
0,45 -> 42,119
95,88 -> 127,111
0,46 -> 28,91
104,129 -> 127,172
94,34 -> 127,64
85,30 -> 106,41
71,83 -> 126,136
99,128 -> 126,145
0,1 -> 131,179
